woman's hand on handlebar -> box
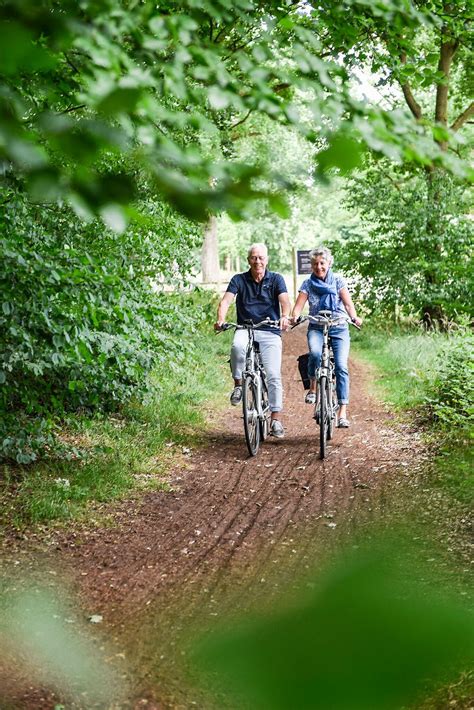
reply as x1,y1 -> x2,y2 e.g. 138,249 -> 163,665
290,315 -> 304,327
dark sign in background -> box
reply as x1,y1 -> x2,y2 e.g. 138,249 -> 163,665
296,250 -> 312,274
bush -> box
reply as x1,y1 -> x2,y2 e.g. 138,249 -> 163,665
0,188 -> 208,463
425,331 -> 474,427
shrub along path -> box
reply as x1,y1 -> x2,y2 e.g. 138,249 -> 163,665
0,329 -> 440,709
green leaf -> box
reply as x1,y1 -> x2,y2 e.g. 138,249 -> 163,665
0,21 -> 56,75
317,132 -> 364,175
194,540 -> 474,709
97,87 -> 143,116
268,194 -> 290,218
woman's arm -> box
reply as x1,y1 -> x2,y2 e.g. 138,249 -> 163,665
340,287 -> 362,327
291,291 -> 308,322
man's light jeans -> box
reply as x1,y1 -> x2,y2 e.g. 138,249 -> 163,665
231,330 -> 283,412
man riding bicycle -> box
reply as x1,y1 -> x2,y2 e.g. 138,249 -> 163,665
214,243 -> 291,438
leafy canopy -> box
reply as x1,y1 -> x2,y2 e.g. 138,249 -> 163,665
0,0 -> 471,230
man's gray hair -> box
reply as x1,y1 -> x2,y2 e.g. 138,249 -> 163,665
247,242 -> 268,257
310,246 -> 333,265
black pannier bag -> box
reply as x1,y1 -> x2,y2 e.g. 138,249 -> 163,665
297,353 -> 310,389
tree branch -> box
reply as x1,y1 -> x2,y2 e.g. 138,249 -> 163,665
64,53 -> 80,74
230,130 -> 262,141
400,82 -> 423,120
399,54 -> 422,120
230,109 -> 253,129
59,104 -> 86,115
450,101 -> 474,132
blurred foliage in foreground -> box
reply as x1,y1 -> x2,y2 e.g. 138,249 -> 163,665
0,584 -> 128,707
0,0 -> 472,225
193,537 -> 474,710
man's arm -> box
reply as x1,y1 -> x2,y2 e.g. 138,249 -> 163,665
278,292 -> 291,331
214,291 -> 236,331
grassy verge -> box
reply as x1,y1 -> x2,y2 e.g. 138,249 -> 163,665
351,325 -> 473,506
350,327 -> 442,409
0,326 -> 231,529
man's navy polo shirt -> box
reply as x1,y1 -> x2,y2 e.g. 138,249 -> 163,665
226,269 -> 288,334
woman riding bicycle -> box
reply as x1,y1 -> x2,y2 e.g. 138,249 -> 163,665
291,246 -> 362,428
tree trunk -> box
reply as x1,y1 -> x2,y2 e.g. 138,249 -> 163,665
421,171 -> 446,328
434,5 -> 458,150
200,215 -> 220,283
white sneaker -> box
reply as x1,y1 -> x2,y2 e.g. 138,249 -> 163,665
305,392 -> 316,404
270,420 -> 284,438
230,386 -> 242,406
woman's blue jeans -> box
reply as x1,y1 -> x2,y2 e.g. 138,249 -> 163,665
307,326 -> 350,405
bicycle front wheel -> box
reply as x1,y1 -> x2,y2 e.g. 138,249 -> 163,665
259,373 -> 271,440
243,375 -> 260,456
319,375 -> 328,459
327,374 -> 337,441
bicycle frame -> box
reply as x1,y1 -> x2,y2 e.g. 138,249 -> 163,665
294,310 -> 350,458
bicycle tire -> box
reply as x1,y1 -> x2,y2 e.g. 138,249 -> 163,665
319,375 -> 328,459
327,373 -> 337,440
259,372 -> 271,440
243,375 -> 260,456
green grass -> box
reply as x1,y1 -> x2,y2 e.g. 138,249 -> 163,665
351,327 -> 446,410
351,325 -> 473,507
0,328 -> 231,528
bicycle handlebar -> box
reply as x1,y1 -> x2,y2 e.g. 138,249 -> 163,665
292,313 -> 361,330
217,318 -> 280,332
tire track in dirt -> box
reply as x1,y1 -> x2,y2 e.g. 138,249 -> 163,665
56,330 -> 403,618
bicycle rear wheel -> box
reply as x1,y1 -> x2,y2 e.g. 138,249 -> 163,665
319,375 -> 328,459
243,375 -> 260,456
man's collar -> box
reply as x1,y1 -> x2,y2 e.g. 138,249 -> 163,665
246,268 -> 269,282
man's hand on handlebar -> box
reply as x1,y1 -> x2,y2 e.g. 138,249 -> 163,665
279,315 -> 290,332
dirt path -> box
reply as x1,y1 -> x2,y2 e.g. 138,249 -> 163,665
0,329 -> 427,709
